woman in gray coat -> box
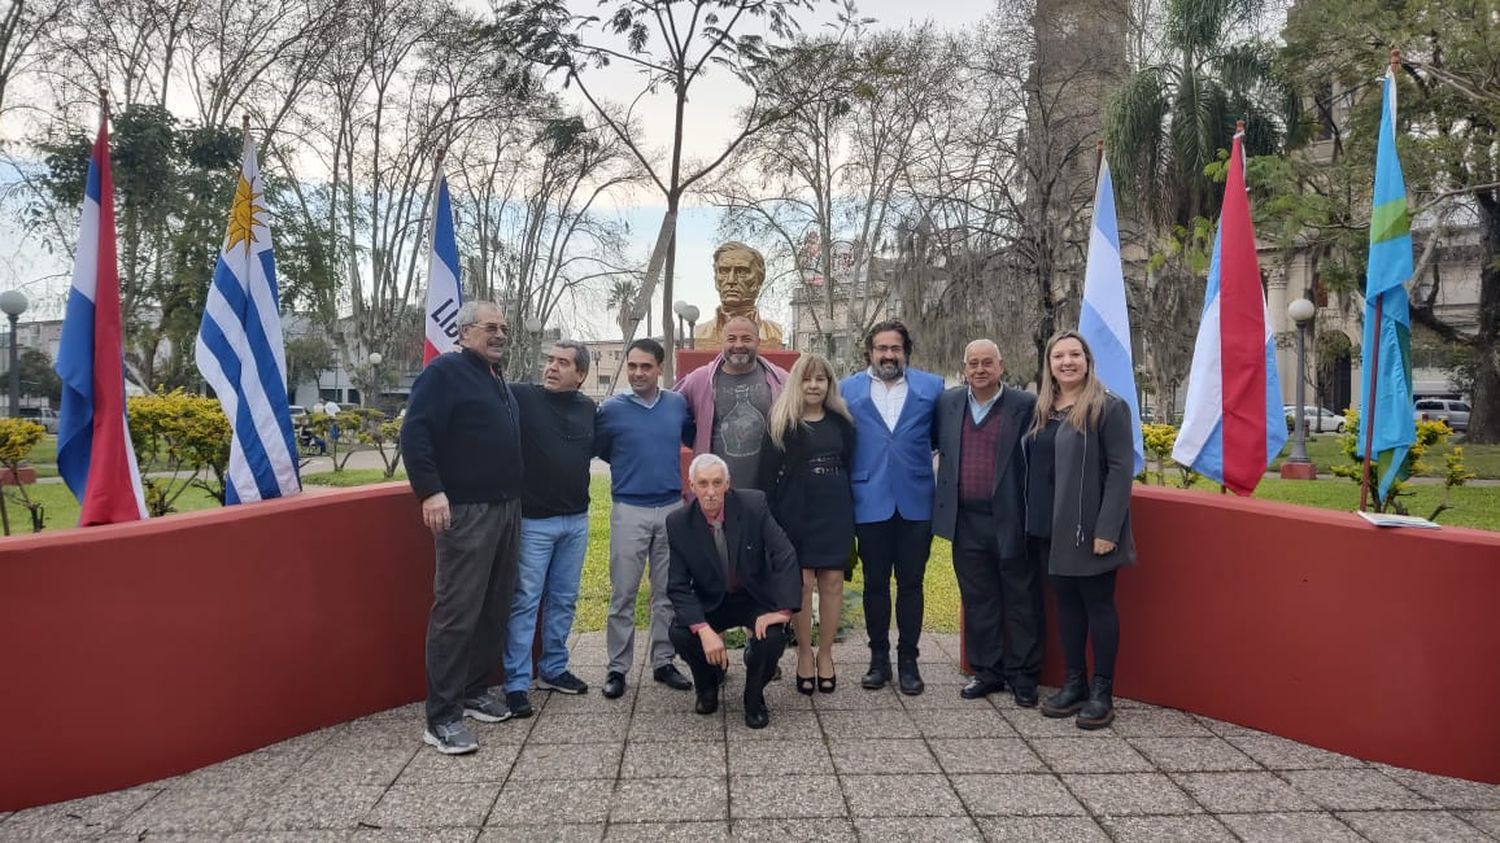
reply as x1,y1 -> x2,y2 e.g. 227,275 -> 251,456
1025,331 -> 1136,729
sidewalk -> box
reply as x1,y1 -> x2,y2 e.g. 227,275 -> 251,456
4,631 -> 1496,840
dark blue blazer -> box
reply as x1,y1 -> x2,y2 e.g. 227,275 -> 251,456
839,368 -> 944,523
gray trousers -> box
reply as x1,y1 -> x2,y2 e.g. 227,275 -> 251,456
426,499 -> 521,728
606,500 -> 681,675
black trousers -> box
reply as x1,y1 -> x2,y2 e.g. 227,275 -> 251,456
425,500 -> 521,728
954,506 -> 1043,688
1051,569 -> 1120,678
856,515 -> 932,661
669,591 -> 788,702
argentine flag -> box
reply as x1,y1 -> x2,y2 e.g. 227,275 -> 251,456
196,126 -> 300,503
1359,65 -> 1416,500
422,157 -> 462,365
54,110 -> 149,525
1173,127 -> 1288,495
1078,156 -> 1144,474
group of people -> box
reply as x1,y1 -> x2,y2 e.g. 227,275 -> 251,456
400,299 -> 1136,755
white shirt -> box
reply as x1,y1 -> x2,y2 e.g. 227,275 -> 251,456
967,385 -> 1003,425
868,369 -> 908,432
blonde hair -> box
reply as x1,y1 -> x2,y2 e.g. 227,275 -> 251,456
768,353 -> 852,448
1030,330 -> 1108,435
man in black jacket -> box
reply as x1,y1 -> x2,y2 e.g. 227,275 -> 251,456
400,300 -> 524,755
932,339 -> 1040,706
666,454 -> 801,729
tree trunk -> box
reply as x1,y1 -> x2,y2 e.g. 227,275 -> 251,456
1466,199 -> 1500,443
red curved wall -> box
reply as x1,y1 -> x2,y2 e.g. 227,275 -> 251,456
2,483 -> 1497,810
1052,486 -> 1500,785
0,484 -> 435,811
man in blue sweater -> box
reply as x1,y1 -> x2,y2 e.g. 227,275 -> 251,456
400,300 -> 524,755
594,338 -> 695,699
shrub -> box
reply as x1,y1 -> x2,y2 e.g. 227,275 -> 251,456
1140,423 -> 1204,488
127,389 -> 231,514
0,418 -> 46,533
1329,408 -> 1471,519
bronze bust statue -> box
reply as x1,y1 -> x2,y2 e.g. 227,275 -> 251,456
694,241 -> 785,349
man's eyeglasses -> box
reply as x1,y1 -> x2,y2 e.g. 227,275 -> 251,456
466,322 -> 507,335
872,344 -> 905,354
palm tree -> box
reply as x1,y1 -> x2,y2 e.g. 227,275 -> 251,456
1106,0 -> 1294,230
605,278 -> 641,342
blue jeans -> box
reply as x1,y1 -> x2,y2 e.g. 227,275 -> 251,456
503,512 -> 589,693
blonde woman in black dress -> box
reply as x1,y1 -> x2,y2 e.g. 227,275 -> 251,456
759,353 -> 856,694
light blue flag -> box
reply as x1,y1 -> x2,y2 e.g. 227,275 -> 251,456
1079,157 -> 1144,474
1359,67 -> 1416,500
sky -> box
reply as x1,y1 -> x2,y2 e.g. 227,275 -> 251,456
568,0 -> 997,339
0,1 -> 997,337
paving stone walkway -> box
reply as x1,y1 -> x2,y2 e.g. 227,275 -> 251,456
4,632 -> 1498,841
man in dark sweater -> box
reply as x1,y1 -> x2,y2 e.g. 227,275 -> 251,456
501,341 -> 597,717
594,338 -> 696,699
400,300 -> 524,755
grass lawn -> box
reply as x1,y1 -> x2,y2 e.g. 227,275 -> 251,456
1270,432 -> 1500,479
9,469 -> 1490,632
570,475 -> 963,634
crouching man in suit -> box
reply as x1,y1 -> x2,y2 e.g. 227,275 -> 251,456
667,453 -> 802,729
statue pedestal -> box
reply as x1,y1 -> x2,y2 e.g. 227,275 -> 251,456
674,348 -> 802,488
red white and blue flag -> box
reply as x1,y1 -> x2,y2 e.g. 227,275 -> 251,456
422,159 -> 462,364
1172,128 -> 1287,495
53,112 -> 149,525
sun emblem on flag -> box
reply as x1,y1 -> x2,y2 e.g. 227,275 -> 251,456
225,175 -> 265,253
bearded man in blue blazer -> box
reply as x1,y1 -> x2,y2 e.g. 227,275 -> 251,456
839,320 -> 944,695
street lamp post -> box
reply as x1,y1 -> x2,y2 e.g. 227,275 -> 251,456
673,300 -> 699,351
523,316 -> 543,382
0,291 -> 29,418
367,351 -> 382,409
1281,297 -> 1317,480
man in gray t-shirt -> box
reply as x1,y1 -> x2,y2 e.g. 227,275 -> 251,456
711,367 -> 774,490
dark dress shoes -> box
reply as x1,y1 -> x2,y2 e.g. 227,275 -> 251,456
960,675 -> 1006,700
602,671 -> 627,699
861,659 -> 892,690
653,663 -> 693,691
695,691 -> 719,715
897,660 -> 924,696
1011,683 -> 1039,708
743,697 -> 770,729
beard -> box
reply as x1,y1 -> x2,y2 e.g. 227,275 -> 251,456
725,348 -> 754,367
874,358 -> 904,381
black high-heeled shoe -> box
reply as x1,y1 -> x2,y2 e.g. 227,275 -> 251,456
795,674 -> 816,695
817,673 -> 837,694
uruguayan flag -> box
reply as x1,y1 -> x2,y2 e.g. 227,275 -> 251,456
1078,157 -> 1144,474
196,128 -> 300,503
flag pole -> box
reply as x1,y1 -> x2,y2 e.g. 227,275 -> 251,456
1358,49 -> 1401,513
1094,138 -> 1104,179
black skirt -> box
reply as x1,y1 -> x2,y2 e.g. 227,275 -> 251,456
774,417 -> 855,570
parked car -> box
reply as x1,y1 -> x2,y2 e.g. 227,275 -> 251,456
1283,405 -> 1346,434
13,406 -> 60,434
1414,398 -> 1470,433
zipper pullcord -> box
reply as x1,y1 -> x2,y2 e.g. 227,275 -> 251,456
1075,525 -> 1084,547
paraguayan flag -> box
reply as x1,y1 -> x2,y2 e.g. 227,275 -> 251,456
196,127 -> 301,504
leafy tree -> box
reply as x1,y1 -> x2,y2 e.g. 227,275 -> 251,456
497,0 -> 848,378
7,347 -> 62,403
1280,0 -> 1500,442
285,334 -> 336,396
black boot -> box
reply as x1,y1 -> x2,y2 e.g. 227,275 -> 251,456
1076,675 -> 1115,730
861,655 -> 892,690
1041,669 -> 1089,718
